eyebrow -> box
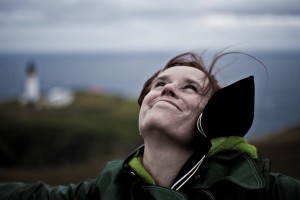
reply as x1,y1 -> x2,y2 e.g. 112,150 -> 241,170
184,78 -> 201,87
153,75 -> 169,83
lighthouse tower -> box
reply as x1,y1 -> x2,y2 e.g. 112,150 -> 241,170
22,61 -> 40,107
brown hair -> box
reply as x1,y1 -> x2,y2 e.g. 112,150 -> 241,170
137,52 -> 221,106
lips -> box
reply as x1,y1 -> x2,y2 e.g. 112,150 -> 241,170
153,99 -> 182,111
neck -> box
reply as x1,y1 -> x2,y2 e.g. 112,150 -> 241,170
142,139 -> 193,188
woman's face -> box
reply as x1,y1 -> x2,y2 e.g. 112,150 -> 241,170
139,66 -> 211,146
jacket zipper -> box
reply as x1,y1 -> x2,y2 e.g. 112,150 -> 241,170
171,155 -> 206,191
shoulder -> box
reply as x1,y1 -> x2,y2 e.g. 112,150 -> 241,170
94,160 -> 134,198
199,154 -> 269,190
97,160 -> 124,180
103,160 -> 124,171
268,173 -> 300,199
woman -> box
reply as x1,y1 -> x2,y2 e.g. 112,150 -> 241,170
1,52 -> 299,199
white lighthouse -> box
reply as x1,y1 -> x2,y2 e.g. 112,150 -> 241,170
22,61 -> 40,107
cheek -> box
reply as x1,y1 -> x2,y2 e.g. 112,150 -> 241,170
190,98 -> 204,111
141,90 -> 158,109
197,100 -> 207,113
138,92 -> 155,130
197,96 -> 210,111
188,96 -> 210,121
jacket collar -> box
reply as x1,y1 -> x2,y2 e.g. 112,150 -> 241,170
196,153 -> 266,190
122,142 -> 266,191
122,145 -> 207,191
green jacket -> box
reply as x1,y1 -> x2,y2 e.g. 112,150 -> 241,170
1,139 -> 300,200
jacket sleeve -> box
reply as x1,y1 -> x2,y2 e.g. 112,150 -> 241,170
269,173 -> 300,200
0,179 -> 100,200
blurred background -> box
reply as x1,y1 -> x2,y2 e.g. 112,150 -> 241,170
0,0 -> 300,184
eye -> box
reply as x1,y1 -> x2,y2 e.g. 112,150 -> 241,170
184,84 -> 198,92
154,81 -> 166,88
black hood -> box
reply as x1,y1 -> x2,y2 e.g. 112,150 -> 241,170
197,75 -> 255,139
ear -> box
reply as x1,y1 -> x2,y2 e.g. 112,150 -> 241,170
197,76 -> 255,139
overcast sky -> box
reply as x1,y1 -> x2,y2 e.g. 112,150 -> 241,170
0,0 -> 299,53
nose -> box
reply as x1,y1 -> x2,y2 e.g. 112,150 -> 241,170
161,83 -> 178,97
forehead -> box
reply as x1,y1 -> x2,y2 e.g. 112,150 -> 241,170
157,66 -> 206,82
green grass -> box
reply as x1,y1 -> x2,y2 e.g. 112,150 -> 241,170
249,123 -> 300,180
0,92 -> 141,167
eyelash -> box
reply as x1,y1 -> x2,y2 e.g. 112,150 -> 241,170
154,81 -> 166,87
184,85 -> 198,92
154,81 -> 199,93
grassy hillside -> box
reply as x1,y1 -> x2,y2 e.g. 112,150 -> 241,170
0,92 -> 299,184
0,92 -> 141,168
249,123 -> 300,180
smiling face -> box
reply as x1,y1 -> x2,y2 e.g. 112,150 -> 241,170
139,66 -> 211,146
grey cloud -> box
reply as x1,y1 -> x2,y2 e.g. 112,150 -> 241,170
1,0 -> 300,26
0,0 -> 299,52
216,2 -> 300,15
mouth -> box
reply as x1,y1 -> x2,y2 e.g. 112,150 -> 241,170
153,99 -> 182,111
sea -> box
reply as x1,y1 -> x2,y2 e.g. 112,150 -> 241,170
0,50 -> 300,138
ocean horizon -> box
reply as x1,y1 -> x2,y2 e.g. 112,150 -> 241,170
1,50 -> 300,138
